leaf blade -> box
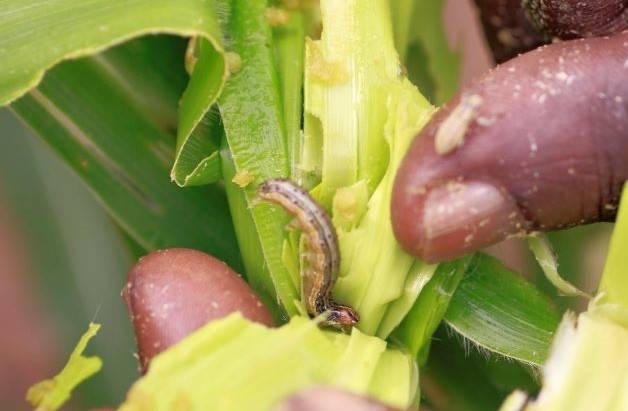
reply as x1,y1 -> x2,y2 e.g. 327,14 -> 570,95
444,253 -> 561,366
0,0 -> 224,105
11,55 -> 242,270
27,323 -> 102,411
218,0 -> 297,314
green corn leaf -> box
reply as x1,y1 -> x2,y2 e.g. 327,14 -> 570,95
0,0 -> 230,189
598,183 -> 628,311
0,0 -> 225,106
301,0 -> 436,338
392,256 -> 472,359
444,253 -> 561,366
527,233 -> 590,298
272,10 -> 306,179
27,323 -> 102,411
220,139 -> 284,320
218,0 -> 298,315
119,314 -> 418,411
170,36 -> 227,187
499,311 -> 628,411
498,186 -> 628,411
305,0 -> 407,204
92,36 -> 189,130
11,53 -> 242,271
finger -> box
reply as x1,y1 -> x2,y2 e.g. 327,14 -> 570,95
472,0 -> 544,63
392,32 -> 628,263
272,387 -> 402,411
122,248 -> 274,373
524,0 -> 628,40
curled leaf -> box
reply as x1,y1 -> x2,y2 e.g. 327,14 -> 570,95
26,323 -> 102,411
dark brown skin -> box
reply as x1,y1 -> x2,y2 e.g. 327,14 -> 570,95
122,248 -> 274,373
391,31 -> 628,263
472,0 -> 544,63
523,0 -> 628,40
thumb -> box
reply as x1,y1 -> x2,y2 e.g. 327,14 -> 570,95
392,32 -> 628,262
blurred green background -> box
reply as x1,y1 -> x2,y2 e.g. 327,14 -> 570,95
0,109 -> 136,410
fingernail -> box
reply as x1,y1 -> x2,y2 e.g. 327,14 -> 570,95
419,180 -> 526,262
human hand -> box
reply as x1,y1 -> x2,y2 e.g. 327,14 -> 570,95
391,2 -> 627,262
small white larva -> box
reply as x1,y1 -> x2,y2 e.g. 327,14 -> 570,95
434,94 -> 483,155
256,178 -> 359,329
